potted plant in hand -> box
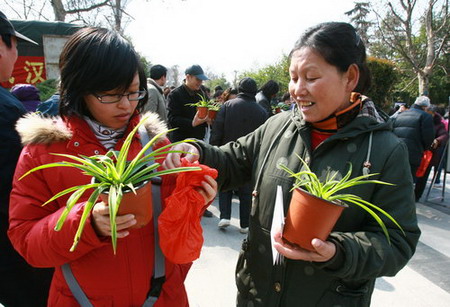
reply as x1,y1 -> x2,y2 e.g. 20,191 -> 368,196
20,114 -> 201,253
185,93 -> 214,119
279,154 -> 404,251
207,101 -> 222,120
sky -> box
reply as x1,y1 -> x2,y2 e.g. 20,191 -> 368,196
126,0 -> 358,82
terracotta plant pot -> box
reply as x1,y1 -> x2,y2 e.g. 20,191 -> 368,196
282,188 -> 346,251
208,109 -> 218,120
100,180 -> 153,229
197,106 -> 208,119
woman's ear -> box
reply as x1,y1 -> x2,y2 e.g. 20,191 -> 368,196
345,64 -> 360,92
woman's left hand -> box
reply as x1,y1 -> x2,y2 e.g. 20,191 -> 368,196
273,231 -> 336,262
196,175 -> 218,204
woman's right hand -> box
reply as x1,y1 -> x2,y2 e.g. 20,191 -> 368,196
91,201 -> 137,238
163,143 -> 200,169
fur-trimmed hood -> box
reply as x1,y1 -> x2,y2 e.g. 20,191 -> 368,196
16,112 -> 168,146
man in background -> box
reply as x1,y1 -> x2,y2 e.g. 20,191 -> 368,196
393,95 -> 435,200
0,11 -> 53,306
210,77 -> 268,232
143,64 -> 168,122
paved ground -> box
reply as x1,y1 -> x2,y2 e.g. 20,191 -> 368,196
185,176 -> 450,306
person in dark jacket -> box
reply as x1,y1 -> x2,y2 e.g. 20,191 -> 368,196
393,95 -> 435,187
10,83 -> 41,112
414,104 -> 449,200
0,11 -> 53,307
164,22 -> 420,306
167,64 -> 210,142
210,77 -> 268,233
256,80 -> 279,117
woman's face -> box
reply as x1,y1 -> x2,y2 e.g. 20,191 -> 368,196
84,73 -> 140,129
289,47 -> 357,123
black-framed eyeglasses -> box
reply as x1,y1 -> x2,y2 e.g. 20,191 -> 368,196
93,90 -> 147,104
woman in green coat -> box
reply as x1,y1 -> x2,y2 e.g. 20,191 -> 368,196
164,22 -> 420,306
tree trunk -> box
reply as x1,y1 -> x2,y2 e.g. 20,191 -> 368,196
418,72 -> 430,96
51,0 -> 66,21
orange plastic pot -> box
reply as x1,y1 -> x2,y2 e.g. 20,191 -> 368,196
282,188 -> 346,251
100,180 -> 153,229
208,109 -> 218,120
197,106 -> 208,119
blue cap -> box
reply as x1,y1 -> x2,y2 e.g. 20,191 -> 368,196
185,64 -> 209,80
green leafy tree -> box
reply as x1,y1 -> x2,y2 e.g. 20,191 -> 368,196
371,0 -> 449,96
239,54 -> 290,98
366,57 -> 399,111
345,2 -> 374,47
205,74 -> 231,93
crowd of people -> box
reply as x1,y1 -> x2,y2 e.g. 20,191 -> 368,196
0,8 -> 446,307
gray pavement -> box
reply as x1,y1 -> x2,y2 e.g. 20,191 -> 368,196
185,177 -> 450,306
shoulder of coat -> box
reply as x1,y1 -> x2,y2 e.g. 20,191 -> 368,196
141,111 -> 168,142
16,113 -> 72,146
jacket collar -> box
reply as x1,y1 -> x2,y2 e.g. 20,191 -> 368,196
16,111 -> 168,146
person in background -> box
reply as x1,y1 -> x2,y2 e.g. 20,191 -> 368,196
10,83 -> 41,112
210,77 -> 267,233
393,95 -> 435,192
0,10 -> 53,307
280,92 -> 294,110
390,102 -> 409,119
414,104 -> 449,199
166,64 -> 214,218
143,64 -> 168,122
221,87 -> 238,102
8,27 -> 217,306
256,79 -> 280,117
164,22 -> 420,306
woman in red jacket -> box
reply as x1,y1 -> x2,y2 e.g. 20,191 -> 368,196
8,27 -> 217,306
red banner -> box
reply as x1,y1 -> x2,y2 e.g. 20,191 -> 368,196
1,56 -> 46,88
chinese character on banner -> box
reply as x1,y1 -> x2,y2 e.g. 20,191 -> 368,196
0,56 -> 46,88
24,60 -> 45,83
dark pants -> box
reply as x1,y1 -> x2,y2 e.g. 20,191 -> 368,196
0,263 -> 53,307
219,183 -> 252,228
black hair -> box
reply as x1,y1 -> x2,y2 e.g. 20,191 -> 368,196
1,33 -> 12,48
290,22 -> 371,94
58,27 -> 148,117
281,92 -> 291,102
150,64 -> 167,80
260,80 -> 280,98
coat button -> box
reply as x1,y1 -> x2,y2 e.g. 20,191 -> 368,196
274,282 -> 281,292
74,142 -> 80,147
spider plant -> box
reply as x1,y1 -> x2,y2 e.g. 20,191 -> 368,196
20,114 -> 201,253
208,101 -> 222,111
279,154 -> 405,243
185,93 -> 215,108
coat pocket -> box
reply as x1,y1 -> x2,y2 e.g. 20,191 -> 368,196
317,281 -> 371,307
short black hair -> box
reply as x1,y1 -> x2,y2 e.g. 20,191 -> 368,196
260,80 -> 279,98
150,64 -> 167,80
58,27 -> 148,117
290,22 -> 371,94
0,33 -> 12,48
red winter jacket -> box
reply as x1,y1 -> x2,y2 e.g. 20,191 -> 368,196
9,112 -> 191,306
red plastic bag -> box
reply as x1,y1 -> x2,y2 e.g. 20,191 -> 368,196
158,159 -> 218,264
416,150 -> 433,177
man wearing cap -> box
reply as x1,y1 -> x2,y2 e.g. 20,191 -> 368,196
393,95 -> 435,196
143,64 -> 168,122
210,77 -> 268,233
167,64 -> 210,142
0,11 -> 53,306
